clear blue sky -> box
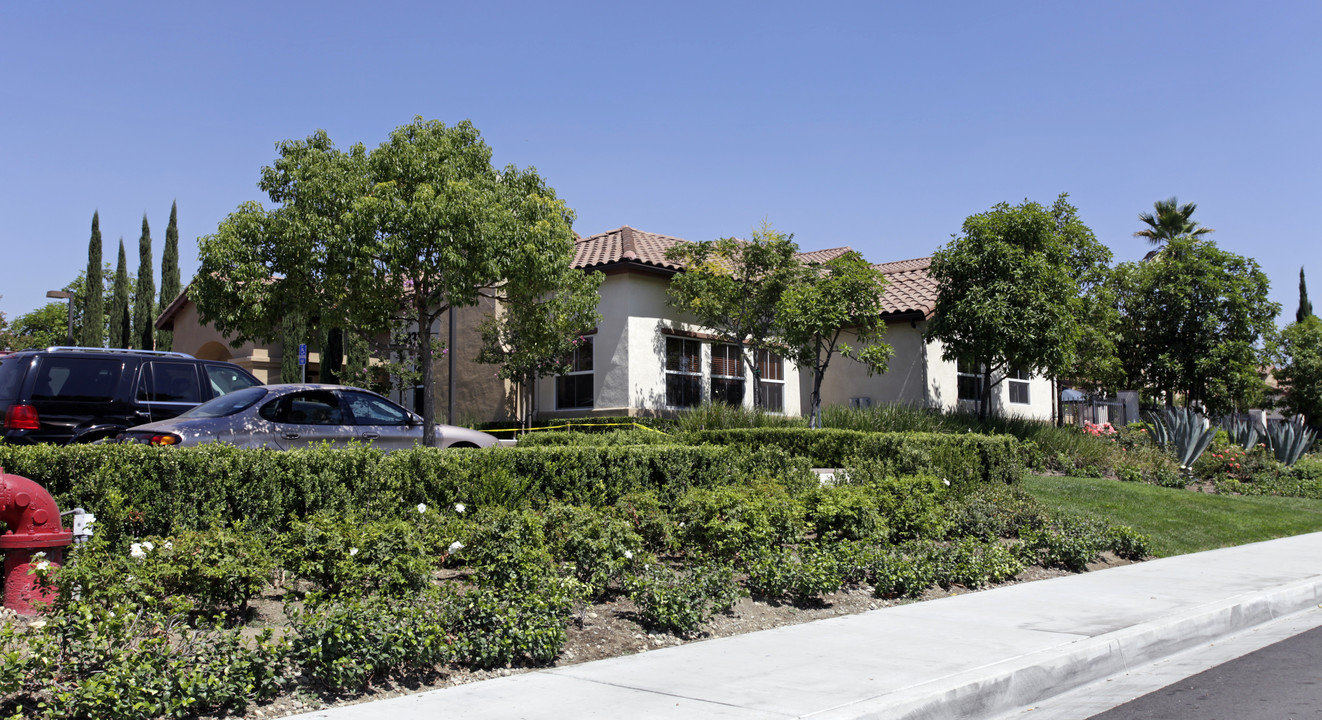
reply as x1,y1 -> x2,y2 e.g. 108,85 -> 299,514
2,1 -> 1318,325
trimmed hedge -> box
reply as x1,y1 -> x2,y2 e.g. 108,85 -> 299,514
680,428 -> 1025,489
0,443 -> 813,544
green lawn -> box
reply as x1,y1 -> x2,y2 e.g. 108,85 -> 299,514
1022,474 -> 1322,557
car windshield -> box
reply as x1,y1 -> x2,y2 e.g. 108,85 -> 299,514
178,386 -> 268,418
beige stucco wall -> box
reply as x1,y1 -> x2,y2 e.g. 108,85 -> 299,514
165,301 -> 280,381
422,298 -> 515,425
534,271 -> 803,418
806,320 -> 930,411
925,333 -> 1055,420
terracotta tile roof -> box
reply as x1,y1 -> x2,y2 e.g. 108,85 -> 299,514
875,257 -> 937,317
574,225 -> 937,317
572,226 -> 687,271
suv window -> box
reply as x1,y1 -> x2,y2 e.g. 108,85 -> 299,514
137,362 -> 202,403
33,357 -> 123,403
206,365 -> 260,396
0,356 -> 28,404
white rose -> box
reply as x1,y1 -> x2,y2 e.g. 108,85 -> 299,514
417,503 -> 428,514
623,550 -> 633,560
349,547 -> 359,557
448,541 -> 464,554
141,541 -> 154,552
130,543 -> 146,559
454,503 -> 466,514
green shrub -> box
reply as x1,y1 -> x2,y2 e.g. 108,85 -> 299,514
833,471 -> 948,542
681,428 -> 1024,488
933,538 -> 1024,589
515,429 -> 677,447
451,577 -> 582,669
285,594 -> 452,691
12,603 -> 285,720
944,483 -> 1047,541
1019,515 -> 1112,571
53,529 -> 273,617
743,545 -> 843,602
1107,526 -> 1152,560
673,482 -> 806,559
543,502 -> 649,598
613,490 -> 675,553
866,543 -> 941,599
673,403 -> 807,432
277,512 -> 434,598
626,562 -> 743,636
458,507 -> 554,590
805,484 -> 886,542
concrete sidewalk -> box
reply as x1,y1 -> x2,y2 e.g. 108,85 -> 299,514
287,532 -> 1322,720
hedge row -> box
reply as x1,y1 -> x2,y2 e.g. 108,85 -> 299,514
679,428 -> 1025,488
0,443 -> 813,544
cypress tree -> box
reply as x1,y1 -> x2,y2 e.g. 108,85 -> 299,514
1299,267 -> 1314,323
157,201 -> 181,351
109,240 -> 131,348
133,215 -> 155,350
81,212 -> 104,347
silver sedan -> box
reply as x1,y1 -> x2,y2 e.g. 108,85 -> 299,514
116,384 -> 500,450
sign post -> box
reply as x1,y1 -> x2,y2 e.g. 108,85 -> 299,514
298,343 -> 308,383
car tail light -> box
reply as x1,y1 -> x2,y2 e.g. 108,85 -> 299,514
4,404 -> 39,430
149,434 -> 181,446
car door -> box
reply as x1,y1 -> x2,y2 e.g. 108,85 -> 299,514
135,361 -> 204,423
341,389 -> 421,451
258,389 -> 354,449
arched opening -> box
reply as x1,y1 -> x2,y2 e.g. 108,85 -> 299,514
195,341 -> 232,362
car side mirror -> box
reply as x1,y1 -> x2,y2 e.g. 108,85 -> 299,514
409,412 -> 422,427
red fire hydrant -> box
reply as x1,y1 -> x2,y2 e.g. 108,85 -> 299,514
0,468 -> 73,614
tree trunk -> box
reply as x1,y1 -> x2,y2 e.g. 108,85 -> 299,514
979,365 -> 993,421
810,369 -> 824,429
418,302 -> 437,447
744,343 -> 762,409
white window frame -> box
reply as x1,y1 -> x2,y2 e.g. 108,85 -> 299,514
957,359 -> 983,402
555,336 -> 594,410
710,344 -> 745,407
664,337 -> 702,408
756,348 -> 785,413
1008,367 -> 1030,405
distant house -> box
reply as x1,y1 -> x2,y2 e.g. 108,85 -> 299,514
158,224 -> 1055,423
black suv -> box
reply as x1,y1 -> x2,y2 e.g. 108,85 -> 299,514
0,346 -> 262,445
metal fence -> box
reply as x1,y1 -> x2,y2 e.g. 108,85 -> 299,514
1061,398 -> 1134,428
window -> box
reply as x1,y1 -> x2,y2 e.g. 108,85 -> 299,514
757,349 -> 785,412
957,359 -> 983,402
260,390 -> 344,425
33,357 -> 122,403
1008,367 -> 1031,404
137,362 -> 201,404
205,364 -> 259,397
344,390 -> 412,425
556,336 -> 594,409
665,337 -> 701,408
710,344 -> 744,406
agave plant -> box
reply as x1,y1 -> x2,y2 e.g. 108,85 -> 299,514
1265,418 -> 1317,467
1219,415 -> 1259,452
1143,407 -> 1217,471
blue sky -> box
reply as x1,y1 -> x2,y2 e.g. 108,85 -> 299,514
2,1 -> 1319,325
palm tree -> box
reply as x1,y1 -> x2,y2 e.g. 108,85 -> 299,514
1134,197 -> 1215,248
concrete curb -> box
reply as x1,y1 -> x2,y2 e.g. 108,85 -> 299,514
815,576 -> 1322,720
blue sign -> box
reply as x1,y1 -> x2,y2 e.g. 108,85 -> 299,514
297,343 -> 308,366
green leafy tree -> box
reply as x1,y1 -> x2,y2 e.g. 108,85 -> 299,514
158,201 -> 181,351
477,265 -> 603,426
777,251 -> 892,427
133,215 -> 155,350
926,194 -> 1112,420
1112,237 -> 1279,414
281,309 -> 307,383
1134,196 -> 1215,249
81,211 -> 104,347
1298,267 -> 1313,323
665,223 -> 805,407
109,239 -> 131,348
1271,316 -> 1322,425
9,303 -> 69,349
195,118 -> 582,446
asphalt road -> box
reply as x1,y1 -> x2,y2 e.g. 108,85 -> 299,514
1087,624 -> 1322,720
